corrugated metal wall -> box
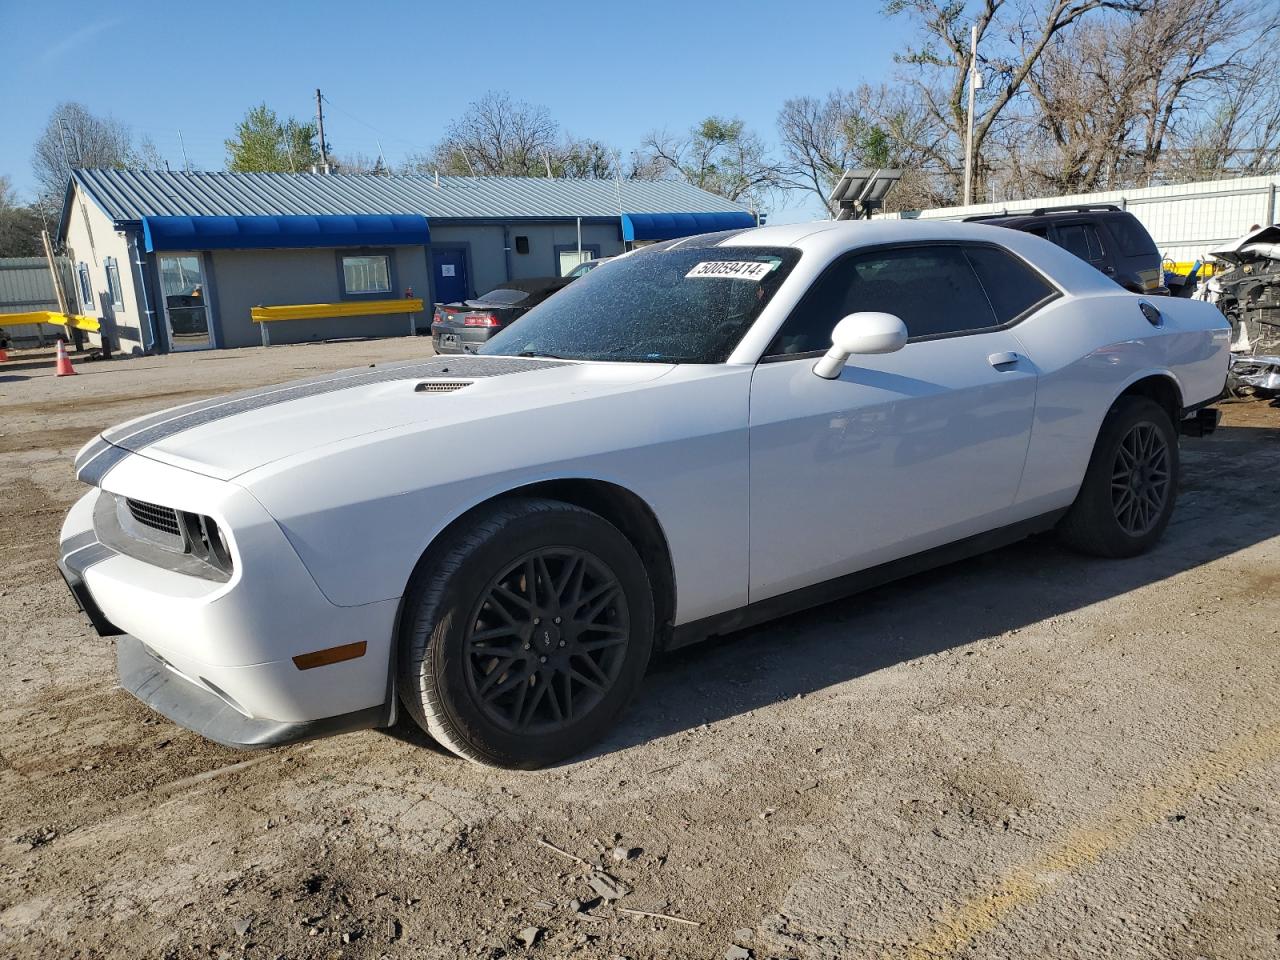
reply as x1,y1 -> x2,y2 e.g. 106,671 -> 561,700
885,176 -> 1280,263
0,257 -> 76,345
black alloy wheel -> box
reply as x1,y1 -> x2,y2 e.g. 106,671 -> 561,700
1110,421 -> 1172,537
464,548 -> 630,733
1058,395 -> 1180,558
397,497 -> 654,768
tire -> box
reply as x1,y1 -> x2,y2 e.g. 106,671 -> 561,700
397,497 -> 654,768
1057,396 -> 1179,558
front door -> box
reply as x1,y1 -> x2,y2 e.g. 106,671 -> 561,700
431,248 -> 469,304
748,242 -> 1046,602
158,253 -> 213,351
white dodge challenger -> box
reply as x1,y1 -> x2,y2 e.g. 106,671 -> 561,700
59,220 -> 1230,768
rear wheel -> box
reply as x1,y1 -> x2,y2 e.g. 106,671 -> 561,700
397,498 -> 654,768
1058,396 -> 1179,558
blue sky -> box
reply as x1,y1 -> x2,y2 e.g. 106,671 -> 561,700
0,0 -> 915,222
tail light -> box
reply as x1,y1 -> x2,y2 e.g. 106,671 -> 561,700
463,313 -> 500,327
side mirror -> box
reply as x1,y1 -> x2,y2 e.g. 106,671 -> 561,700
812,312 -> 908,379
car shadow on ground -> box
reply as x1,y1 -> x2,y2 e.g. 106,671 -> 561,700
573,419 -> 1280,764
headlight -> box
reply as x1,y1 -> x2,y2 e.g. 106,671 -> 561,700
99,493 -> 235,582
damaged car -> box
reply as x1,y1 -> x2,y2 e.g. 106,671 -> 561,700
1206,224 -> 1280,398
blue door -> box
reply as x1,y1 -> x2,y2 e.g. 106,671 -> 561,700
431,248 -> 469,304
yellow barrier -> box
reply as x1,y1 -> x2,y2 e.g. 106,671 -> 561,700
0,311 -> 101,333
250,298 -> 425,346
1164,261 -> 1216,277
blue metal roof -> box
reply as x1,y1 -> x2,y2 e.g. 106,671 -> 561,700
141,213 -> 430,251
621,211 -> 756,241
64,169 -> 752,240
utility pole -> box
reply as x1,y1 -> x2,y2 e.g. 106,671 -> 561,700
315,88 -> 329,174
962,24 -> 983,207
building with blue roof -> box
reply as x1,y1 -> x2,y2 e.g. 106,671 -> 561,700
57,168 -> 757,353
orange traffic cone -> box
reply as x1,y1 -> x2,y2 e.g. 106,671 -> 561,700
54,340 -> 77,377
0,347 -> 8,362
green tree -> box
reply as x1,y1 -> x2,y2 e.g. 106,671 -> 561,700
0,175 -> 44,257
225,104 -> 324,173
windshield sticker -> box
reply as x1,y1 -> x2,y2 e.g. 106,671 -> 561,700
685,261 -> 778,281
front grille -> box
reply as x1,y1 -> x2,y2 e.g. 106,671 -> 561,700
414,380 -> 472,393
125,498 -> 181,537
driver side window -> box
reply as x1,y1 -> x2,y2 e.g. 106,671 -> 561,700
766,244 -> 999,357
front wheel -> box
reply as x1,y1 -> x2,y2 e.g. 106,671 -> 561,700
1058,396 -> 1180,558
397,498 -> 654,768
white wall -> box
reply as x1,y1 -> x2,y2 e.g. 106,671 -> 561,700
885,176 -> 1280,264
62,183 -> 149,354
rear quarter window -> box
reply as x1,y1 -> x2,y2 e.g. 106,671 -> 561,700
964,246 -> 1059,324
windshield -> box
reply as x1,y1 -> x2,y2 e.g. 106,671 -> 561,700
480,245 -> 800,363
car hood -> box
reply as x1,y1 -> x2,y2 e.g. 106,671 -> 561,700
1209,224 -> 1280,264
79,355 -> 676,483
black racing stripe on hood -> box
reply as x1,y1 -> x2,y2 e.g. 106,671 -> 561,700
103,355 -> 554,449
77,442 -> 132,487
85,355 -> 567,471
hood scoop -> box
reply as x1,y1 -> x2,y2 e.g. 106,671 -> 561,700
414,380 -> 472,394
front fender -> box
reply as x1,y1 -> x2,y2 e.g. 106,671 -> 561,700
240,367 -> 754,624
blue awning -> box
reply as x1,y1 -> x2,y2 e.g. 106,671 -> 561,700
621,211 -> 757,242
142,214 -> 430,252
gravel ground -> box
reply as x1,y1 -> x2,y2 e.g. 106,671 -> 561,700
1,340 -> 1277,960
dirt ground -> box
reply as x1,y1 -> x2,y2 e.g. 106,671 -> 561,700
1,340 -> 1278,960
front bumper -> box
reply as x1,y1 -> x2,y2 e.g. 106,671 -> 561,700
117,635 -> 388,749
59,463 -> 399,747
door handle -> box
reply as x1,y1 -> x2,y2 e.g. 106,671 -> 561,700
988,351 -> 1020,368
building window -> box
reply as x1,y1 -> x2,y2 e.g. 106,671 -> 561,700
515,236 -> 530,255
340,254 -> 392,296
555,244 -> 602,277
104,257 -> 123,310
77,262 -> 92,310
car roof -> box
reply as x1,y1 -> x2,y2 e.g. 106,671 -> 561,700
968,210 -> 1130,229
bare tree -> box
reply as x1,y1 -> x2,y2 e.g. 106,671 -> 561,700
32,102 -> 150,208
334,152 -> 388,175
425,91 -> 619,179
776,91 -> 865,208
635,117 -> 781,207
1020,0 -> 1279,192
776,86 -> 953,212
1175,63 -> 1280,179
430,91 -> 559,176
552,138 -> 616,179
885,0 -> 1150,201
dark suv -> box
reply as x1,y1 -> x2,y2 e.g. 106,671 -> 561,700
965,204 -> 1165,295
